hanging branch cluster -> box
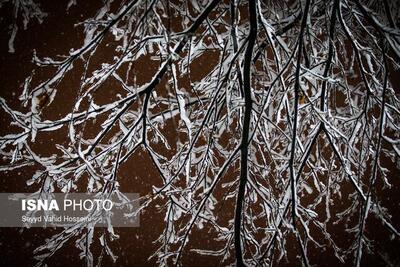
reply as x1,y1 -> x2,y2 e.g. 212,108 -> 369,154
1,0 -> 399,266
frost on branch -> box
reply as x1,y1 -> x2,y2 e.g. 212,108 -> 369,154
0,0 -> 400,266
1,0 -> 47,53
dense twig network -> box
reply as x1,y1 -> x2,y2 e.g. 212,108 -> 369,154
1,0 -> 400,266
